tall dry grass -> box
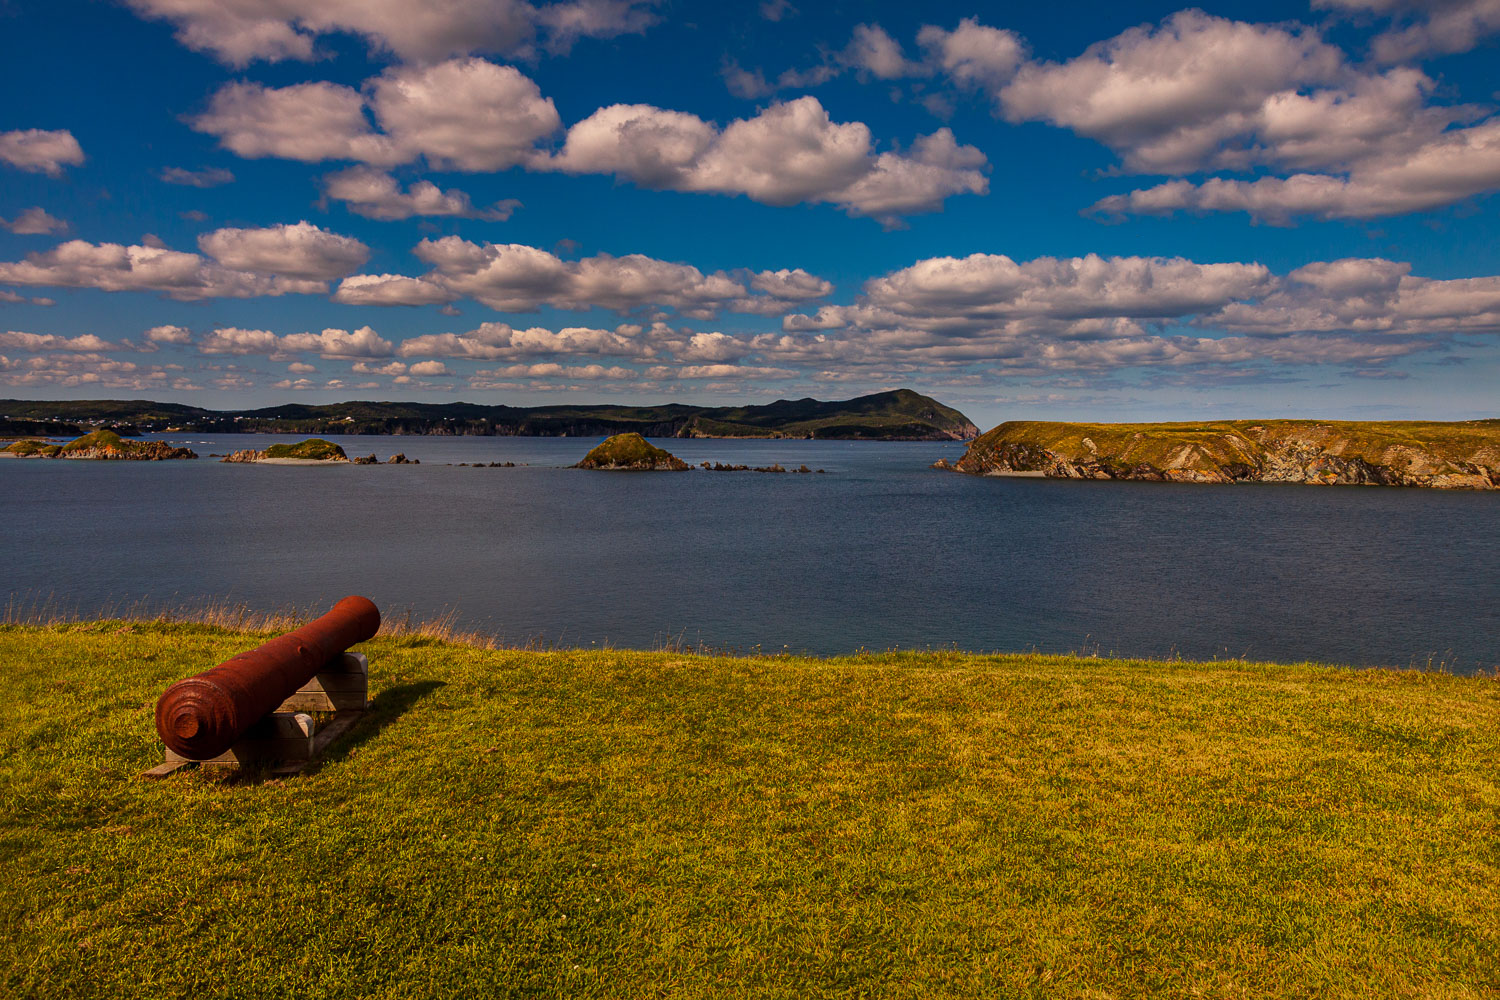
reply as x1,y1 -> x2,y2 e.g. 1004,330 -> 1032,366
2,595 -> 499,648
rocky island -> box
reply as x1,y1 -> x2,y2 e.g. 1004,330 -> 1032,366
3,429 -> 195,460
939,420 -> 1500,489
222,438 -> 349,464
574,433 -> 690,470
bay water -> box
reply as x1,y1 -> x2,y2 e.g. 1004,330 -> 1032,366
3,433 -> 1496,672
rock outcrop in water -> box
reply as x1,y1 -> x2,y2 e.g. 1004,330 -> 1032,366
944,420 -> 1500,489
575,433 -> 690,470
222,438 -> 348,463
4,430 -> 195,460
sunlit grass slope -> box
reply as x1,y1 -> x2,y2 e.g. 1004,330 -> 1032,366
2,623 -> 1498,998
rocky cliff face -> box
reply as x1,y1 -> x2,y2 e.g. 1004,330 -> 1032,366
943,420 -> 1500,489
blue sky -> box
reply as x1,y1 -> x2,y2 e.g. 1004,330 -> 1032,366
2,0 -> 1498,428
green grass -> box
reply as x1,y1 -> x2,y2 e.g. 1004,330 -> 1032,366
261,438 -> 348,461
2,623 -> 1498,998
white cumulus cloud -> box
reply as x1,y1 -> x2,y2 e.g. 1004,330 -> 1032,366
145,324 -> 193,344
0,208 -> 68,235
200,325 -> 394,359
398,321 -> 651,361
917,18 -> 1026,91
323,167 -> 520,221
0,330 -> 120,352
0,239 -> 329,300
193,60 -> 561,172
335,238 -> 833,317
193,59 -> 982,221
545,97 -> 987,221
198,222 -> 370,280
123,0 -> 656,66
997,10 -> 1346,174
1315,0 -> 1500,61
0,130 -> 84,176
1092,116 -> 1500,222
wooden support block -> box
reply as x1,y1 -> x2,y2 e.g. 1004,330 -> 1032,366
276,652 -> 368,713
164,712 -> 315,768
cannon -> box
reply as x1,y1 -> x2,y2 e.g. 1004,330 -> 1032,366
155,595 -> 380,761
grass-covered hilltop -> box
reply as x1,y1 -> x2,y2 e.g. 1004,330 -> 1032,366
574,432 -> 690,470
2,620 -> 1497,997
3,429 -> 195,460
942,419 -> 1500,488
0,389 -> 979,441
222,438 -> 349,463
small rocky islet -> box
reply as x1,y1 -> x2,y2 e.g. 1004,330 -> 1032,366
574,433 -> 691,470
222,438 -> 350,463
218,439 -> 420,464
936,419 -> 1500,489
573,433 -> 826,473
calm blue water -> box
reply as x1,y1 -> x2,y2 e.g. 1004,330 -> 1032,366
3,433 -> 1497,671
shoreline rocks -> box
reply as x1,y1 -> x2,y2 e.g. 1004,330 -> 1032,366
699,461 -> 823,473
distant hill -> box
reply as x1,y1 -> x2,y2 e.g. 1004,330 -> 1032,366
0,389 -> 979,441
941,419 -> 1500,489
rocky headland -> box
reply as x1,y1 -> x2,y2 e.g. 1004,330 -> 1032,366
575,433 -> 690,470
940,420 -> 1500,489
4,430 -> 195,460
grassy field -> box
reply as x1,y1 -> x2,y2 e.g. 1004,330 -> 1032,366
2,622 -> 1498,998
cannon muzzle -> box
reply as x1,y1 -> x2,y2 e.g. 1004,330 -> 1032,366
155,595 -> 380,760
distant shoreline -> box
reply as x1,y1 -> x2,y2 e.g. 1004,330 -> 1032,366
0,389 -> 980,442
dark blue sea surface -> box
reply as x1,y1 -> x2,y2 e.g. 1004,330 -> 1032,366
3,434 -> 1497,671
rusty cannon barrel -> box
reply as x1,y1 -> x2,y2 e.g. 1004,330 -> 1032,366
155,595 -> 380,760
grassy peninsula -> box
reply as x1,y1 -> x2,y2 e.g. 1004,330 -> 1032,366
945,419 -> 1500,488
0,389 -> 979,441
2,621 -> 1497,998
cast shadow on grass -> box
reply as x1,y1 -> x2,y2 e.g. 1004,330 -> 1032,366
316,680 -> 447,768
209,681 -> 447,785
